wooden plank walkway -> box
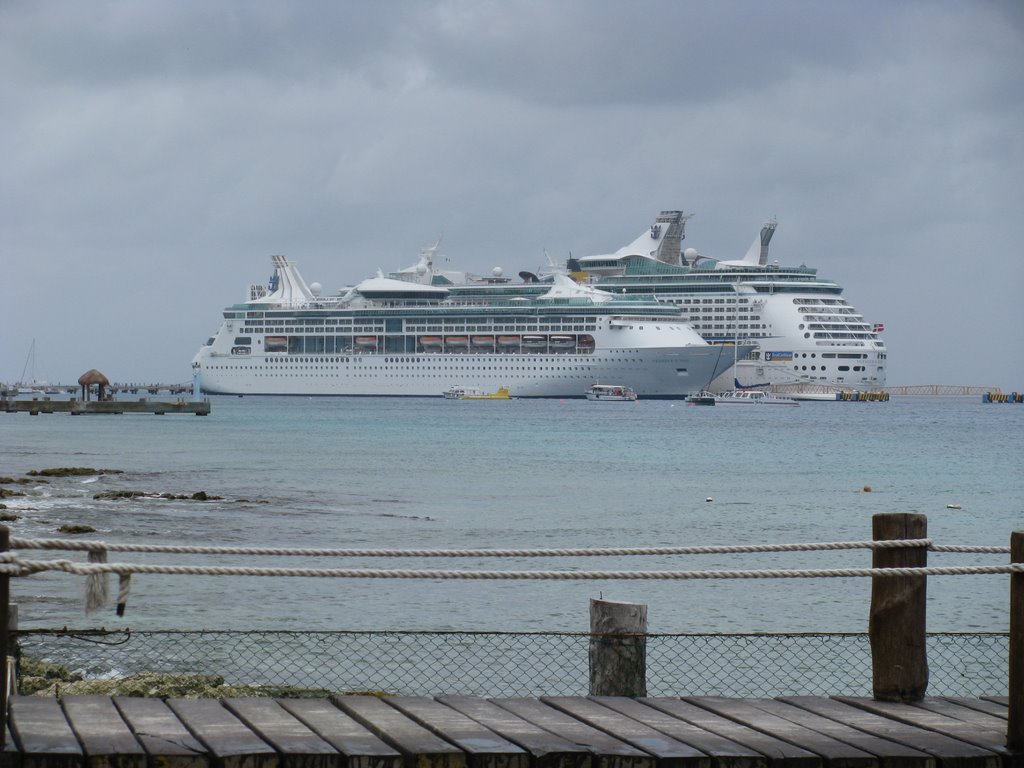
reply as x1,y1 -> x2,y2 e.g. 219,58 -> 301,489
2,695 -> 1021,768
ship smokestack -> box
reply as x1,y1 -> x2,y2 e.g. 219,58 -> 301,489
758,217 -> 777,266
652,210 -> 693,265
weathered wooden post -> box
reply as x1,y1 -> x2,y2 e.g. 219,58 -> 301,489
589,598 -> 647,696
869,512 -> 928,701
1008,531 -> 1024,750
1,525 -> 9,748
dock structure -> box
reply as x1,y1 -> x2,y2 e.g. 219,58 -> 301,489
1,398 -> 210,415
4,692 -> 1020,768
4,517 -> 1022,764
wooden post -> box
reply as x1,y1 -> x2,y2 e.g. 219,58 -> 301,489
1,525 -> 9,748
1008,531 -> 1024,750
589,598 -> 647,697
869,513 -> 928,702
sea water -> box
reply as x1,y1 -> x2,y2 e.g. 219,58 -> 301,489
1,395 -> 1020,634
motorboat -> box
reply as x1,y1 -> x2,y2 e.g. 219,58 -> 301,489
443,385 -> 512,400
714,390 -> 799,405
586,384 -> 638,401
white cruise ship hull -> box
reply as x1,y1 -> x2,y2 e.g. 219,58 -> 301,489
194,346 -> 736,399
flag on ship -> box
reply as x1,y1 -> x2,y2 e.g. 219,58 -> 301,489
872,323 -> 885,333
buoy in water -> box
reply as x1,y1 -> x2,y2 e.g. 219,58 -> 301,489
862,485 -> 872,493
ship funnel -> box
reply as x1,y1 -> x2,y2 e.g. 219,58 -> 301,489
651,210 -> 693,265
758,217 -> 777,266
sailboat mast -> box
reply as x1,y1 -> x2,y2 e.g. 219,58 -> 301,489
19,339 -> 36,384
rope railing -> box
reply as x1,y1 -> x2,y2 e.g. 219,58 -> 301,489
1,557 -> 1021,580
0,534 -> 1015,618
6,536 -> 1012,557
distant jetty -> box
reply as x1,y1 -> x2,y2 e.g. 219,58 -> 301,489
1,382 -> 191,397
2,397 -> 210,416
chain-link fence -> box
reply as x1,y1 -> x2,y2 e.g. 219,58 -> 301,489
14,629 -> 1008,697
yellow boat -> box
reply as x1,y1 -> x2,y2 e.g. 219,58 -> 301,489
443,385 -> 512,400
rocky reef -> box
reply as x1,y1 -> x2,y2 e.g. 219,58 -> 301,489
19,656 -> 336,699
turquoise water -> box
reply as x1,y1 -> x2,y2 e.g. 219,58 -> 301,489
1,395 -> 1020,633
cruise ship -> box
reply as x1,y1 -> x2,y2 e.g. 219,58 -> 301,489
565,211 -> 887,392
192,248 -> 749,398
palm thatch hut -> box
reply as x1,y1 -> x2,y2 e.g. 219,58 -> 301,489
78,369 -> 110,401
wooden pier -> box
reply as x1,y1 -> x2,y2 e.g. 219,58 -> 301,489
3,693 -> 1020,768
1,399 -> 210,416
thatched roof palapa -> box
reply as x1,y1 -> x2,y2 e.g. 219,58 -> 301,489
78,369 -> 110,386
78,369 -> 111,401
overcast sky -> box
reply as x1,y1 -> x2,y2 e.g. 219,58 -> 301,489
2,1 -> 1022,390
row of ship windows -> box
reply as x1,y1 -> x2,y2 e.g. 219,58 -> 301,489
716,324 -> 762,330
676,298 -> 754,305
799,317 -> 864,324
242,325 -> 599,333
793,298 -> 849,306
798,352 -> 869,359
407,327 -> 598,333
794,365 -> 872,372
695,328 -> 767,335
207,364 -> 637,373
798,308 -> 860,316
688,318 -> 763,323
803,332 -> 875,340
212,355 -> 645,366
243,314 -> 604,323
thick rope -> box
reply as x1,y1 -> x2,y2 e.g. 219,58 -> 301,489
929,544 -> 1011,554
8,537 -> 953,557
2,557 -> 1022,580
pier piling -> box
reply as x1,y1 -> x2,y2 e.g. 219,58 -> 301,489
869,513 -> 928,702
589,598 -> 647,697
1,526 -> 8,748
1009,530 -> 1024,749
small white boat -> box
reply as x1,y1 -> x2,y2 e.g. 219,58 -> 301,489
586,384 -> 637,401
714,390 -> 798,405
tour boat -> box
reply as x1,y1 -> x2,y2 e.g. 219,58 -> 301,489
586,384 -> 638,401
443,385 -> 512,400
714,390 -> 799,405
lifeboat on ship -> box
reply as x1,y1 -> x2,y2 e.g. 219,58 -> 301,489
471,335 -> 496,349
549,335 -> 575,349
496,335 -> 520,347
521,335 -> 546,349
445,336 -> 470,349
355,336 -> 379,349
419,336 -> 443,349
